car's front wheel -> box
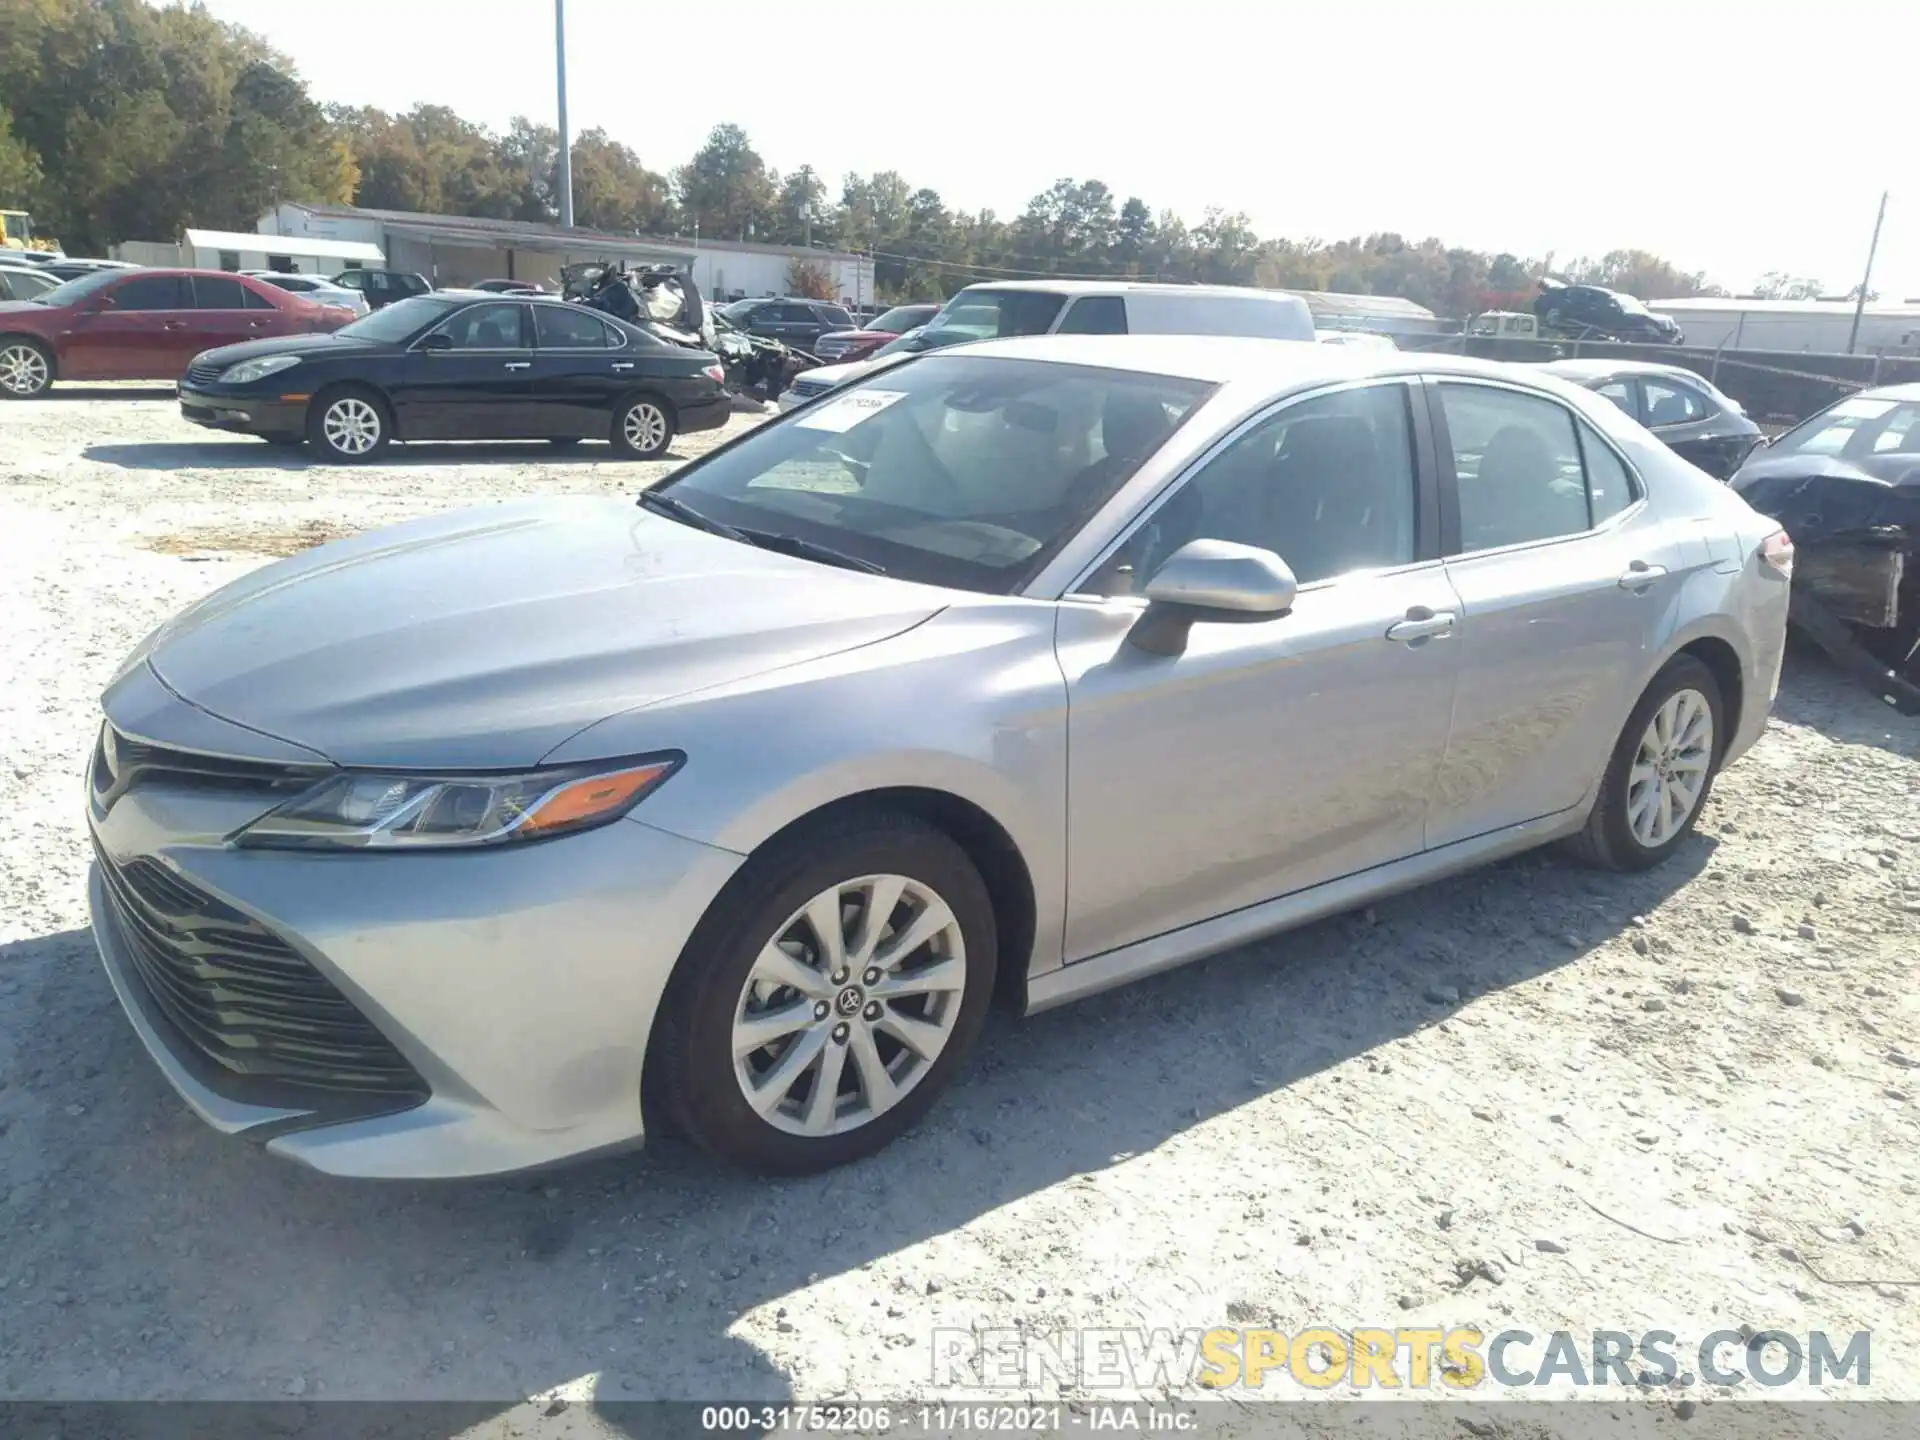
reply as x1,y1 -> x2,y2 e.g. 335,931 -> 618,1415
0,338 -> 53,398
307,386 -> 390,462
654,811 -> 996,1174
611,394 -> 675,460
1567,654 -> 1723,870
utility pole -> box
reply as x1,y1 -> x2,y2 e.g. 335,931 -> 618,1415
555,0 -> 574,229
1846,189 -> 1888,355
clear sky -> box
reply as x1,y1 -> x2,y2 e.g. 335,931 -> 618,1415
197,0 -> 1917,300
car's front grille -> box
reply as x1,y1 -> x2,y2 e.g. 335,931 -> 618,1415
93,838 -> 429,1105
184,359 -> 224,387
89,724 -> 327,817
789,377 -> 832,399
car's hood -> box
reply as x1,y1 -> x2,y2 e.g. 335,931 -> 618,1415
137,497 -> 949,768
1731,451 -> 1920,543
192,332 -> 383,369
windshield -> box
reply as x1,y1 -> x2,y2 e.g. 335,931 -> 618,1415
653,354 -> 1214,593
335,295 -> 462,343
32,268 -> 122,306
1613,291 -> 1652,316
871,327 -> 925,358
1770,395 -> 1920,460
865,305 -> 931,333
926,289 -> 1065,339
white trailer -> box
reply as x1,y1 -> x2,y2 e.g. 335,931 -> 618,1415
1647,298 -> 1920,355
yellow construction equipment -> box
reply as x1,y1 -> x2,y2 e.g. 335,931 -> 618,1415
0,210 -> 60,253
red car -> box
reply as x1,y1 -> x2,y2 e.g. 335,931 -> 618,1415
0,268 -> 354,399
808,302 -> 942,364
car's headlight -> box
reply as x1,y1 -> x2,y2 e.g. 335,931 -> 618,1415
219,354 -> 303,385
233,754 -> 682,851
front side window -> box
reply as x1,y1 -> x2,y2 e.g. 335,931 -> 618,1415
1056,296 -> 1129,335
820,304 -> 855,328
534,304 -> 610,348
1440,384 -> 1592,551
434,302 -> 528,349
109,275 -> 189,310
1086,383 -> 1419,596
1642,377 -> 1708,427
654,355 -> 1214,594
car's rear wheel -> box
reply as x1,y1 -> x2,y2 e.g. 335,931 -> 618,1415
611,394 -> 675,460
0,339 -> 53,398
307,386 -> 390,463
1566,654 -> 1723,871
654,810 -> 996,1174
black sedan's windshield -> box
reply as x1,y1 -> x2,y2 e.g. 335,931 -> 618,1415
652,355 -> 1214,594
335,295 -> 462,343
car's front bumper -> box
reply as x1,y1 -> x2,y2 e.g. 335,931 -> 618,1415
87,749 -> 744,1179
177,384 -> 306,435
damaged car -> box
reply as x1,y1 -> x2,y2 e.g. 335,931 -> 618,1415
563,262 -> 804,401
1731,384 -> 1920,712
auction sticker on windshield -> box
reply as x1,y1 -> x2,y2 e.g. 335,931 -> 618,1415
794,389 -> 908,433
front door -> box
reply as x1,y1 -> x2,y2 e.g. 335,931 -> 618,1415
1059,379 -> 1461,962
389,301 -> 535,439
66,272 -> 194,378
1423,378 -> 1694,847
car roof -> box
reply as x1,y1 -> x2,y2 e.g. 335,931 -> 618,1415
1542,358 -> 1708,383
958,279 -> 1302,299
947,334 -> 1593,393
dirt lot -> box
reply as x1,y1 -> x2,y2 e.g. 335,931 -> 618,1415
1,388 -> 1917,1419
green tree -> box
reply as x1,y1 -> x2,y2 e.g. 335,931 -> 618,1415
675,123 -> 775,241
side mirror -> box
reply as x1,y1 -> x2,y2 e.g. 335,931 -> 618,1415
417,331 -> 453,352
1128,539 -> 1299,656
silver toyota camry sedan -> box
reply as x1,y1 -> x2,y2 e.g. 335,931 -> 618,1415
85,337 -> 1792,1179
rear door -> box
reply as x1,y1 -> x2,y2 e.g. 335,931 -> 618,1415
188,274 -> 276,355
387,301 -> 535,439
1637,373 -> 1748,478
1423,378 -> 1692,846
67,272 -> 192,378
529,305 -> 631,438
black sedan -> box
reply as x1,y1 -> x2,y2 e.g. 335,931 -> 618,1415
1534,278 -> 1683,344
176,293 -> 731,462
1542,359 -> 1762,479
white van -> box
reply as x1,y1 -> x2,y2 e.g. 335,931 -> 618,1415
778,280 -> 1315,410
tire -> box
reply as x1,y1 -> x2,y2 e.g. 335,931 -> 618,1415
1565,654 -> 1724,871
0,338 -> 53,398
653,809 -> 997,1175
306,385 -> 390,463
610,393 -> 676,460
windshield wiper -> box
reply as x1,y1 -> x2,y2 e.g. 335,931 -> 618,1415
637,488 -> 748,541
732,527 -> 887,575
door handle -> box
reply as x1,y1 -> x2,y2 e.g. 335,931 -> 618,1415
1618,560 -> 1668,591
502,361 -> 530,371
1385,607 -> 1457,644
610,361 -> 634,371
162,322 -> 187,331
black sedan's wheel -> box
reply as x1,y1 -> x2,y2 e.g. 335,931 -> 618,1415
611,394 -> 675,460
0,339 -> 53,398
653,809 -> 996,1175
1566,654 -> 1723,871
307,386 -> 390,463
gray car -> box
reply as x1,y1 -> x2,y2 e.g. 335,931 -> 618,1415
86,338 -> 1791,1179
1542,359 -> 1762,481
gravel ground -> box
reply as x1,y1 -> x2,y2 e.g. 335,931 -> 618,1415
1,388 -> 1917,1420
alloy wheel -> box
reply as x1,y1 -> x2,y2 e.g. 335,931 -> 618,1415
731,873 -> 967,1137
1626,687 -> 1713,847
0,343 -> 50,396
322,396 -> 381,456
623,402 -> 667,454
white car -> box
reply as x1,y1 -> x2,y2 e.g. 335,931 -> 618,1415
243,271 -> 370,317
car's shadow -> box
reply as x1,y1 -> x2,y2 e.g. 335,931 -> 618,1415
81,441 -> 698,472
44,385 -> 179,402
5,836 -> 1713,1414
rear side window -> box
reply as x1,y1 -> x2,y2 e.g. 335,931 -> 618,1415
109,275 -> 188,310
1594,379 -> 1637,418
1056,296 -> 1129,335
535,305 -> 610,348
243,286 -> 277,311
191,276 -> 249,309
1439,384 -> 1592,551
1578,424 -> 1641,525
1642,378 -> 1708,426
